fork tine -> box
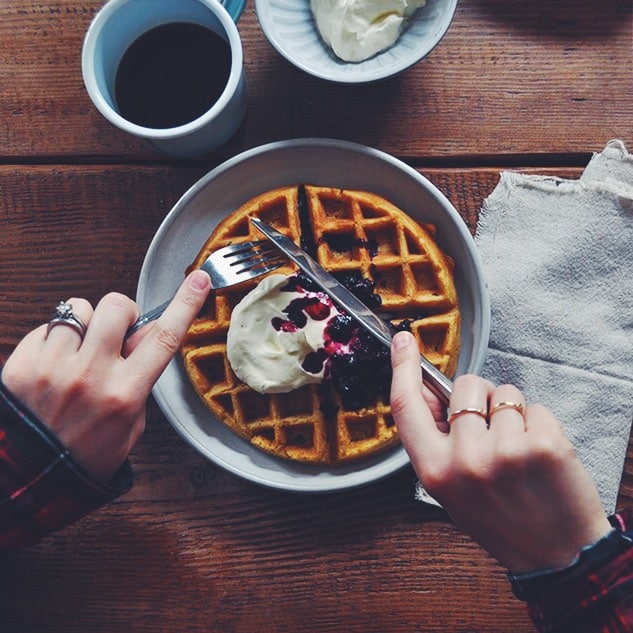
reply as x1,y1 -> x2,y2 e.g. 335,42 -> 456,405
125,240 -> 286,340
226,244 -> 276,262
229,249 -> 283,267
204,240 -> 286,284
231,252 -> 286,273
218,240 -> 271,257
238,258 -> 286,275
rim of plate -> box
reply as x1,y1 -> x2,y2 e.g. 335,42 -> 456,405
137,138 -> 490,493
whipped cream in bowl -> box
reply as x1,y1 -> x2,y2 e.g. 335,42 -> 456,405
255,0 -> 458,83
310,0 -> 427,62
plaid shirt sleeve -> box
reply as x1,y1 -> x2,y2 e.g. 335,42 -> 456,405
0,377 -> 133,551
509,506 -> 633,632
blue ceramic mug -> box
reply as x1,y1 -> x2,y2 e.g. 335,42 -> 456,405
82,0 -> 247,158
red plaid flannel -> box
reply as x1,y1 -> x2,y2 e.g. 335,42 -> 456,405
528,508 -> 633,633
0,378 -> 132,550
512,508 -> 633,632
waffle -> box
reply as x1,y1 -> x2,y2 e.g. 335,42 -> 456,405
181,185 -> 461,463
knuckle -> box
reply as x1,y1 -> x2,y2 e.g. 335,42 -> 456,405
177,288 -> 202,310
451,443 -> 497,484
459,453 -> 490,483
63,364 -> 97,399
419,460 -> 453,495
530,432 -> 574,465
453,374 -> 481,391
66,297 -> 94,320
492,438 -> 528,473
99,292 -> 136,314
494,383 -> 523,402
97,383 -> 137,417
151,323 -> 183,355
388,391 -> 410,421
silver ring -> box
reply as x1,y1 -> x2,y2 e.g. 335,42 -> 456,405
46,301 -> 87,340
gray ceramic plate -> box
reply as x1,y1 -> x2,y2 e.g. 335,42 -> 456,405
137,139 -> 490,492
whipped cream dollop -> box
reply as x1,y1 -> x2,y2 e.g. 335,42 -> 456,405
310,0 -> 427,63
227,273 -> 348,394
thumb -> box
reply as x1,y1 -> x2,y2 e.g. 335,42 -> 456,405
390,331 -> 445,467
126,269 -> 211,389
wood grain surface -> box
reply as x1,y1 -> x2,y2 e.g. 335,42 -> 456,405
0,0 -> 631,631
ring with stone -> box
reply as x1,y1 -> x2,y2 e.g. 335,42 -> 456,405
46,301 -> 87,340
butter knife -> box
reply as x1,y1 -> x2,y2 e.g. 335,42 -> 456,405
251,217 -> 453,405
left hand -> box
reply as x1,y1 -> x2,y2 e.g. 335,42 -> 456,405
2,270 -> 211,484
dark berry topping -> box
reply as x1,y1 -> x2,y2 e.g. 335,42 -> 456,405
302,348 -> 328,374
283,298 -> 309,329
271,272 -> 393,411
393,319 -> 413,333
333,271 -> 382,310
326,329 -> 391,411
272,316 -> 298,333
303,299 -> 331,321
298,185 -> 319,258
321,233 -> 379,259
360,238 -> 379,258
324,232 -> 355,252
326,314 -> 356,344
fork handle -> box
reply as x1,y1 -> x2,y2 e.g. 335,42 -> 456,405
124,298 -> 172,340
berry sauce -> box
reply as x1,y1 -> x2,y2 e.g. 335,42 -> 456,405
272,272 -> 396,410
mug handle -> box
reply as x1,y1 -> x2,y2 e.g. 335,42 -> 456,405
222,0 -> 247,21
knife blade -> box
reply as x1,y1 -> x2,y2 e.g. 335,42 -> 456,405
251,217 -> 453,404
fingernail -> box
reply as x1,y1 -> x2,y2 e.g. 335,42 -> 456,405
392,330 -> 413,350
189,269 -> 211,290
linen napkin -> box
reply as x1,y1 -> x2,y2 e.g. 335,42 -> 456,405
416,139 -> 633,514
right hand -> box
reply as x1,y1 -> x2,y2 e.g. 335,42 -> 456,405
390,330 -> 612,574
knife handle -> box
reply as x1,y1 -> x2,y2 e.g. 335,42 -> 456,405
419,355 -> 453,405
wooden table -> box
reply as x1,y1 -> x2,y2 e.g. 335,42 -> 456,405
1,1 -> 631,631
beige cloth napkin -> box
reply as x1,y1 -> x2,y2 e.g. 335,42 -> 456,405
416,140 -> 633,513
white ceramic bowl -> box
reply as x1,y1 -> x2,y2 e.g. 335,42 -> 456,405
255,0 -> 458,83
137,139 -> 489,492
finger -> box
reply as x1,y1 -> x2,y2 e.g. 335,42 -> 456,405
523,402 -> 560,435
447,374 -> 493,437
421,383 -> 449,432
80,292 -> 139,356
126,270 -> 211,390
390,331 -> 446,465
488,384 -> 527,436
43,298 -> 93,351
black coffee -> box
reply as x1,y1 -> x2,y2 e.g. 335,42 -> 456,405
114,22 -> 232,129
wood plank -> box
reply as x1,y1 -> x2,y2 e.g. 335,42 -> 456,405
0,0 -> 631,160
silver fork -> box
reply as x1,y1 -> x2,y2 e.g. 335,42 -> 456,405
125,240 -> 286,339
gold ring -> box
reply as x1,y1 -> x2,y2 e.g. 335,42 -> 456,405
448,407 -> 488,424
489,401 -> 525,417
